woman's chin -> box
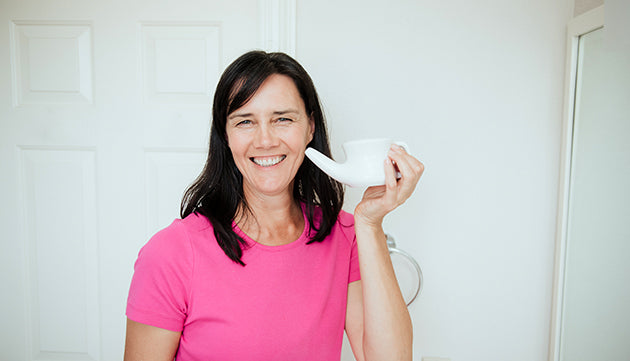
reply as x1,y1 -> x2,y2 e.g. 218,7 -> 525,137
244,180 -> 293,198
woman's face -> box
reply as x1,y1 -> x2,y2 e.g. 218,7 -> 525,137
226,74 -> 314,199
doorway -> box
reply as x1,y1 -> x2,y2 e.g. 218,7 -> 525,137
550,6 -> 630,361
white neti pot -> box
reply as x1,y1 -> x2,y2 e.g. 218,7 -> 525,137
305,138 -> 408,188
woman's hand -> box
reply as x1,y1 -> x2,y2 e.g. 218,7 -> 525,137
354,144 -> 424,228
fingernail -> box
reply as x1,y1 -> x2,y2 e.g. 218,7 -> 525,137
390,144 -> 403,152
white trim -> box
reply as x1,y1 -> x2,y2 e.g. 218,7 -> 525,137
548,5 -> 604,361
259,0 -> 297,57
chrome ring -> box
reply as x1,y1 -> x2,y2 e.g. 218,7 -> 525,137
386,234 -> 423,306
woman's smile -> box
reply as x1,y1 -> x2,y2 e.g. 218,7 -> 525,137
251,155 -> 287,167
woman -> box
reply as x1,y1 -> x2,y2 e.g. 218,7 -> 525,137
125,51 -> 423,361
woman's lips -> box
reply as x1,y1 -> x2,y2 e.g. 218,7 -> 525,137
250,155 -> 286,167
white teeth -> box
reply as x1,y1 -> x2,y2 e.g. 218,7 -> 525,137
252,155 -> 286,167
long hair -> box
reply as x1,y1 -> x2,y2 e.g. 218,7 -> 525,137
181,51 -> 344,265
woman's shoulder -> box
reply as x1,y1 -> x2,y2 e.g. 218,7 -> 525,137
323,208 -> 355,246
179,211 -> 213,233
336,208 -> 355,225
305,203 -> 354,224
140,213 -> 213,258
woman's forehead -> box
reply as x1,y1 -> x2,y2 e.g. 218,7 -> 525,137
228,75 -> 305,116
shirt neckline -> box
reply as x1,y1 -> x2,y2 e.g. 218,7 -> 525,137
232,203 -> 311,253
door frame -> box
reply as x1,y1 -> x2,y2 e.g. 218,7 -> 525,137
548,5 -> 604,361
260,0 -> 297,57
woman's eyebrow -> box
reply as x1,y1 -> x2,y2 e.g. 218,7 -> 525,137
227,112 -> 253,120
273,109 -> 299,116
227,109 -> 299,121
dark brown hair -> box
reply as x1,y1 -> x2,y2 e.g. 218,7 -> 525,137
181,51 -> 344,265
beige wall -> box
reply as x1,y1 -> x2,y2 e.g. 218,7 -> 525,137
574,0 -> 604,16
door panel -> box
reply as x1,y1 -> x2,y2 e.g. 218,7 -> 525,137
20,148 -> 100,360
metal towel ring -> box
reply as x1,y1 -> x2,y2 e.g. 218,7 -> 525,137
386,233 -> 423,306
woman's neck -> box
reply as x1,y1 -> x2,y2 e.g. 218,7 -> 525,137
236,192 -> 304,246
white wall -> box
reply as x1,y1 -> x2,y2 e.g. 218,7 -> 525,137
296,0 -> 568,359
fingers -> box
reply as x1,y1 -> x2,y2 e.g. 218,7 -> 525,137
386,144 -> 424,202
356,144 -> 424,226
382,157 -> 399,208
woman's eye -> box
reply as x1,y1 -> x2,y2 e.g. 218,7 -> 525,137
277,117 -> 293,122
236,120 -> 252,126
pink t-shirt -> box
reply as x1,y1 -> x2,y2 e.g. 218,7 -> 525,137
126,208 -> 361,360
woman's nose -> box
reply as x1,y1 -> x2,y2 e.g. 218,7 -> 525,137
254,124 -> 278,148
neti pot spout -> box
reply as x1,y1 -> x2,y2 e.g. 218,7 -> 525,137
304,147 -> 353,184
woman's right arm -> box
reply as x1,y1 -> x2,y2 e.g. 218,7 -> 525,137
124,319 -> 181,361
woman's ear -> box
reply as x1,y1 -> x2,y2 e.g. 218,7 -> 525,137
224,131 -> 231,148
308,116 -> 315,143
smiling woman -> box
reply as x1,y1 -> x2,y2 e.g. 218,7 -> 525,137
124,51 -> 423,361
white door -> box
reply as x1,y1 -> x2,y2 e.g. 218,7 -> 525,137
0,1 -> 293,359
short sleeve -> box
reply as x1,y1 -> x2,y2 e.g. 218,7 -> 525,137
348,234 -> 361,283
336,210 -> 361,284
126,220 -> 193,332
